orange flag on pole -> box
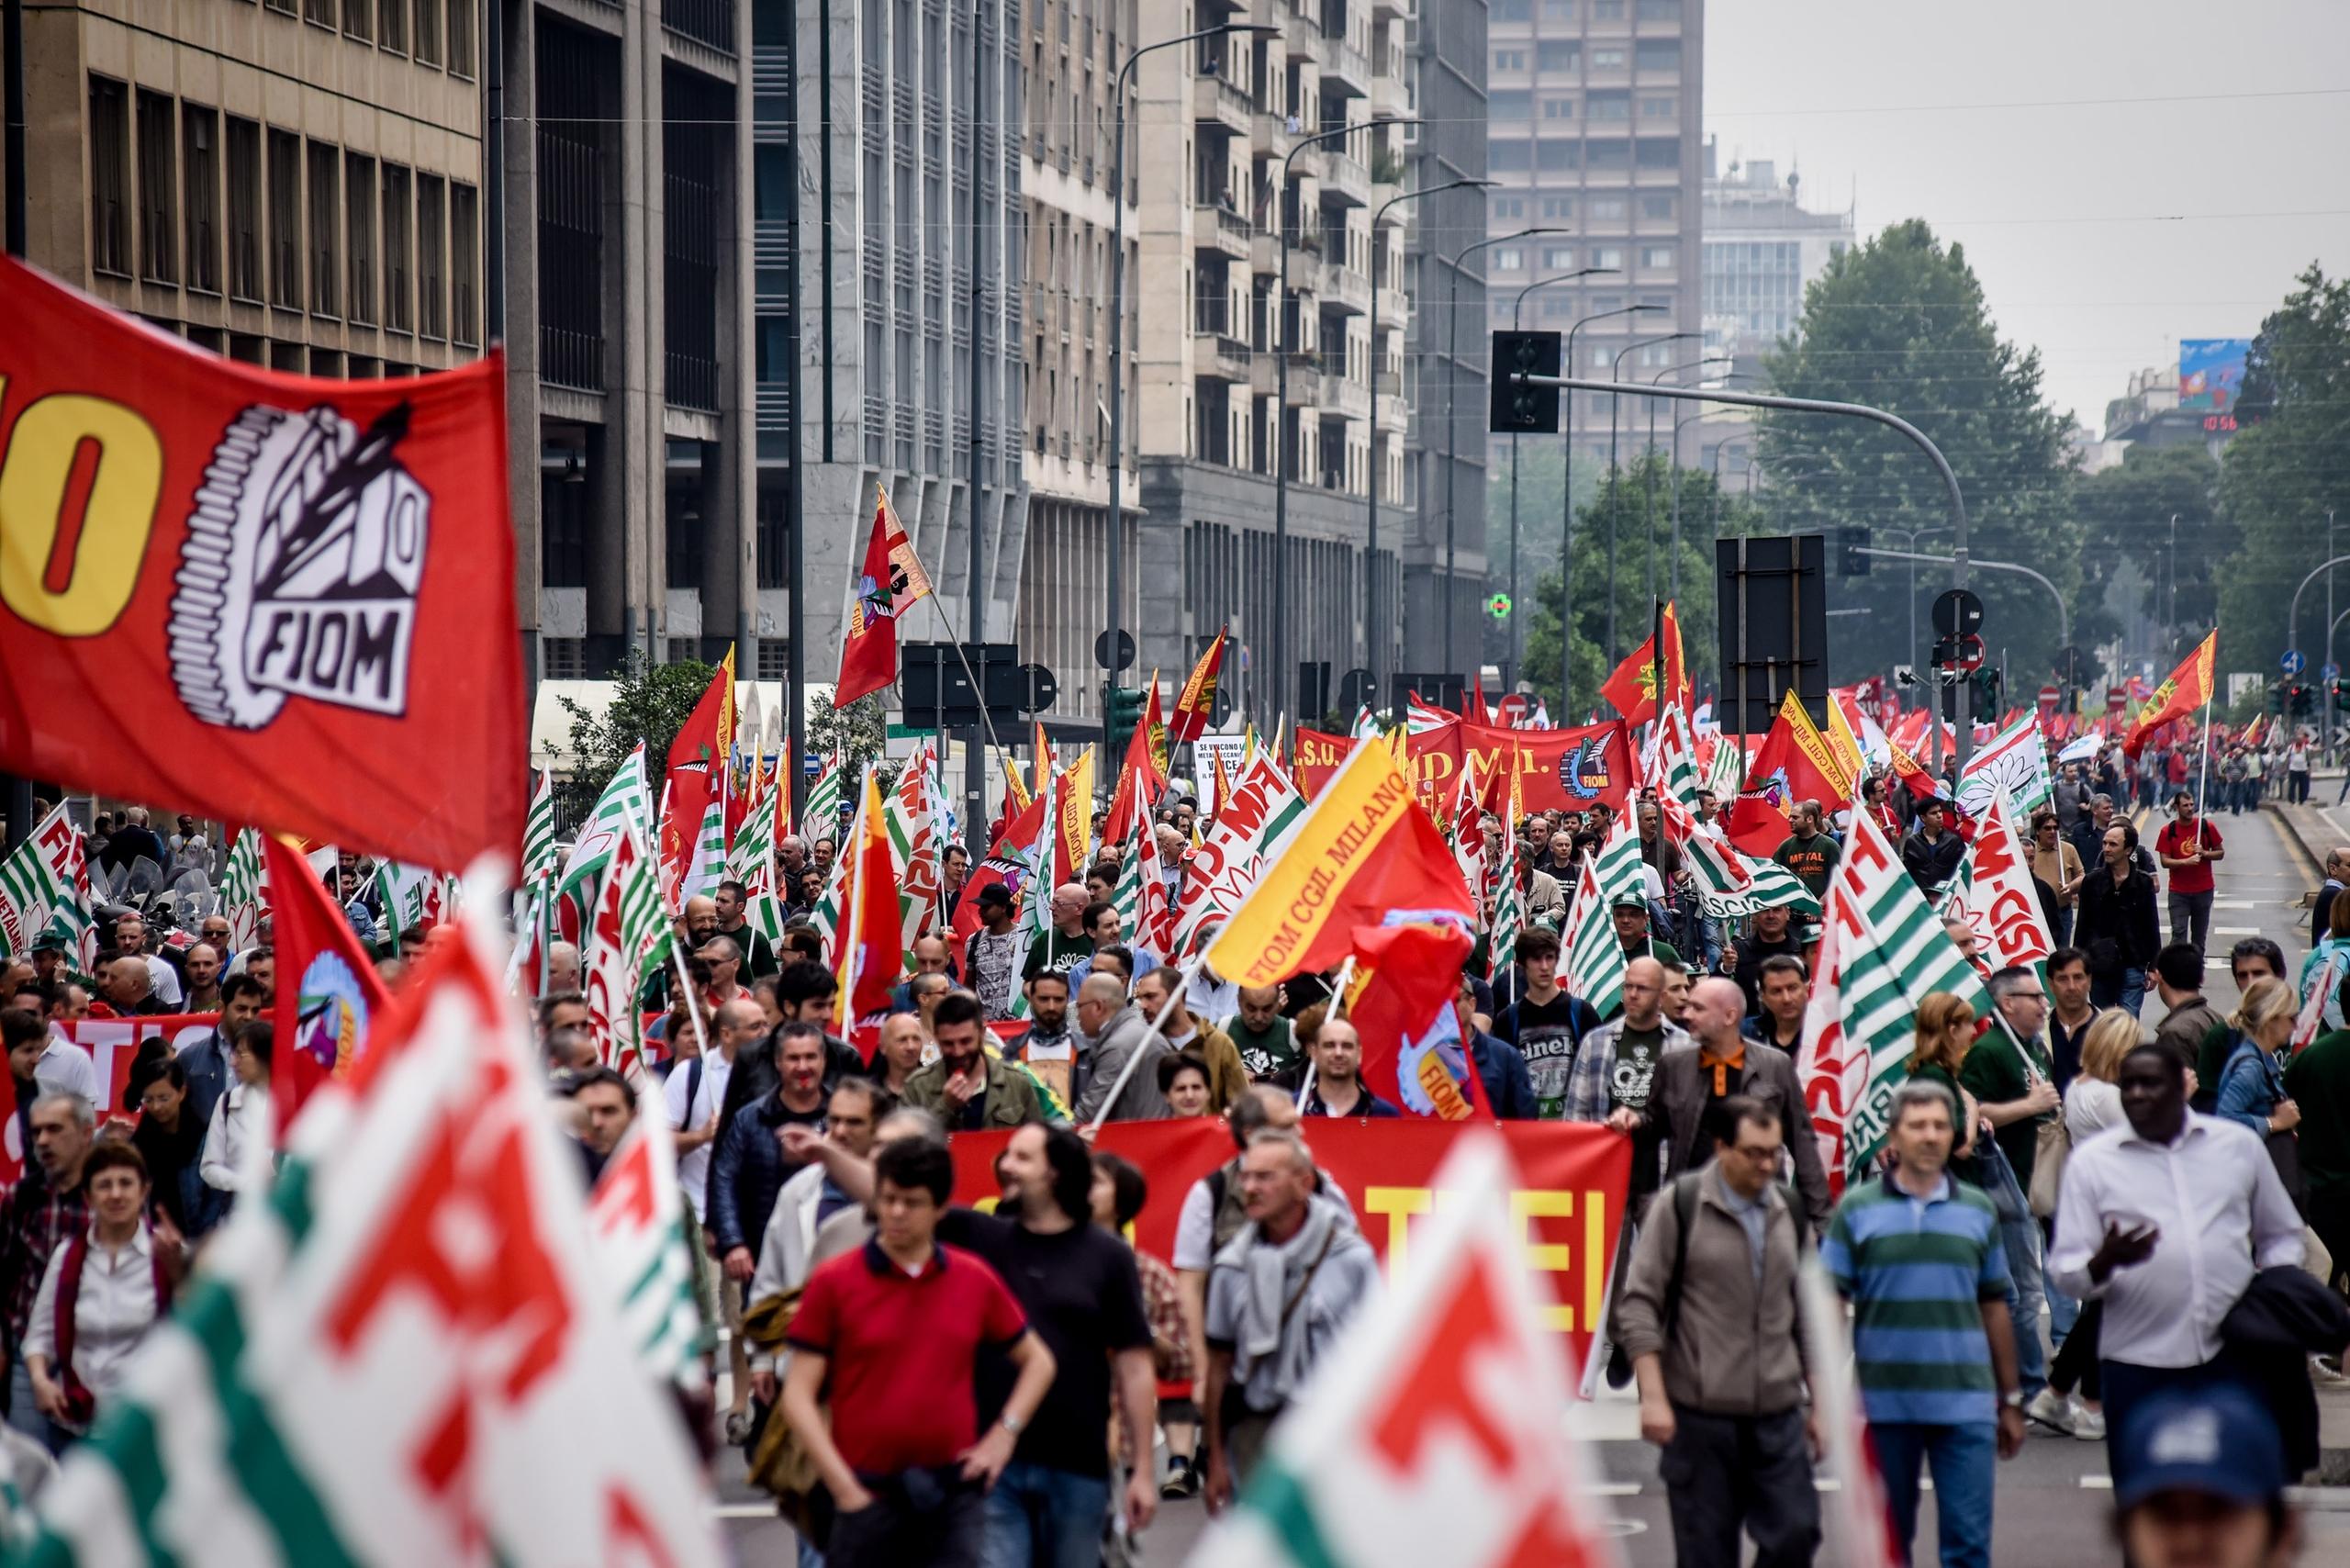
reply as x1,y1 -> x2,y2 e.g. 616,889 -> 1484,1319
1169,630 -> 1229,745
1599,600 -> 1691,728
2121,631 -> 2218,757
835,770 -> 901,1030
834,488 -> 930,706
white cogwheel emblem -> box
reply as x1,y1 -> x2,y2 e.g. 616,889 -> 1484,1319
169,402 -> 428,729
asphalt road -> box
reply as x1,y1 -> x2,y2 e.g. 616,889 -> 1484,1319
718,802 -> 2349,1566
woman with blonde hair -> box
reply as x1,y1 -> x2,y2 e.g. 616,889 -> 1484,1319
2216,976 -> 2300,1144
1905,991 -> 1983,1160
2040,1009 -> 2146,1441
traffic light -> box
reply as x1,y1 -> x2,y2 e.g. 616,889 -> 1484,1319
2290,682 -> 2314,718
1487,330 -> 1562,433
1969,666 -> 2000,713
1839,525 -> 1872,577
2333,680 -> 2350,711
1104,683 -> 1147,754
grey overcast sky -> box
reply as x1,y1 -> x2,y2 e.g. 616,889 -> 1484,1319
1703,0 -> 2350,430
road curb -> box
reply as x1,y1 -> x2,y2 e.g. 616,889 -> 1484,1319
2261,798 -> 2326,890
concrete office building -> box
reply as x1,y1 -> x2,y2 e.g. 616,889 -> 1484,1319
1698,141 -> 1851,380
1483,0 -> 1704,461
1014,0 -> 1136,723
1404,0 -> 1494,684
1118,0 -> 1420,722
8,3 -> 485,379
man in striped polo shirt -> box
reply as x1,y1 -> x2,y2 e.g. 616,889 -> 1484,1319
1822,1079 -> 2027,1568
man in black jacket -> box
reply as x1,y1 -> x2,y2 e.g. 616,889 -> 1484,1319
1898,798 -> 1966,894
2076,820 -> 2162,1017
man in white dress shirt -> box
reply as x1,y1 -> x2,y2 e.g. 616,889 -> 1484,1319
2049,1041 -> 2305,1484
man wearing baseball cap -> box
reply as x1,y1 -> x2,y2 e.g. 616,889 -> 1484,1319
2111,1383 -> 2303,1568
1610,889 -> 1682,969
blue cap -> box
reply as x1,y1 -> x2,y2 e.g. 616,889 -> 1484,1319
2114,1383 -> 2287,1513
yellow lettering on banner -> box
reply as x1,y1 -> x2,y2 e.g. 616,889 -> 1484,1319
1513,1189 -> 1580,1332
0,386 -> 164,637
1362,1185 -> 1434,1278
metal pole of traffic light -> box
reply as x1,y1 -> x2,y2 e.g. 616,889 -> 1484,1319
1507,368 -> 1980,775
1509,269 -> 1610,694
1558,303 -> 1652,714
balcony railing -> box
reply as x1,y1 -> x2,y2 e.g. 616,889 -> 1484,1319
661,0 -> 735,55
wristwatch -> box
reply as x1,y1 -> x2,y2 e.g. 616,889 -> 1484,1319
1000,1412 -> 1026,1437
1999,1391 -> 2026,1411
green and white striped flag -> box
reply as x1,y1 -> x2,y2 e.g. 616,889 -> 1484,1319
729,756 -> 789,954
1005,765 -> 1060,1024
0,803 -> 83,962
218,825 -> 267,948
799,751 -> 845,843
1683,834 -> 1822,920
521,768 -> 558,887
1796,811 -> 1990,1187
1562,823 -> 1644,1019
10,900 -> 718,1567
1957,711 -> 2053,821
590,1080 -> 709,1387
1168,754 -> 1308,961
555,742 -> 651,911
1487,812 -> 1525,978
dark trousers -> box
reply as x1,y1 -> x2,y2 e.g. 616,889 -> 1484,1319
2047,1300 -> 2102,1400
824,1468 -> 988,1568
1656,1406 -> 1820,1568
2309,1185 -> 2350,1293
2168,889 -> 2213,953
2103,1346 -> 2318,1485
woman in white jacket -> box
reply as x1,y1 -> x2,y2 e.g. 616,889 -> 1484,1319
201,1021 -> 274,1201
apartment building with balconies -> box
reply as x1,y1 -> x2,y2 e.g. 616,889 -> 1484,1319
1117,0 -> 1418,721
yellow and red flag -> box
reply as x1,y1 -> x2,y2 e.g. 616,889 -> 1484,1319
833,487 -> 930,706
1598,600 -> 1692,727
1144,676 -> 1171,778
1723,689 -> 1862,857
1057,747 -> 1096,880
1169,631 -> 1228,745
1348,921 -> 1489,1121
1207,737 -> 1475,988
835,770 -> 901,1030
2122,631 -> 2218,757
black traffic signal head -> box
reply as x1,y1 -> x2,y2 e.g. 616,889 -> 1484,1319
1839,525 -> 1872,577
1488,330 -> 1561,434
1105,684 -> 1148,750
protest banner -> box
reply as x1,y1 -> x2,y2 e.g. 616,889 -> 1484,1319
50,1013 -> 222,1121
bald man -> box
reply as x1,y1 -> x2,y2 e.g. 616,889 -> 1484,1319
640,896 -> 722,1009
546,941 -> 582,995
1645,977 -> 1830,1227
1022,881 -> 1096,985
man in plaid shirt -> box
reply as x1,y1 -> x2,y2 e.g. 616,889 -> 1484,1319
1,1092 -> 95,1451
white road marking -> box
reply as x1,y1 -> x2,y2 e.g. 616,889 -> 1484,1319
2079,1475 -> 2113,1490
713,1504 -> 775,1519
2210,926 -> 2264,935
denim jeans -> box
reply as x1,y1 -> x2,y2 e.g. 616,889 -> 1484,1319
980,1462 -> 1111,1568
5,1359 -> 62,1456
1986,1159 -> 2048,1399
1870,1421 -> 1997,1568
2042,1239 -> 2079,1348
2089,967 -> 2146,1017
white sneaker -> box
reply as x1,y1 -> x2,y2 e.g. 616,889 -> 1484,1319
2070,1400 -> 2106,1441
2025,1388 -> 2073,1433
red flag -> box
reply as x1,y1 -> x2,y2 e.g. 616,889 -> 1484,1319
1723,693 -> 1857,857
265,834 -> 393,1137
1168,629 -> 1228,745
658,647 -> 736,907
2122,631 -> 2218,757
1464,675 -> 1492,726
951,788 -> 1051,951
1348,923 -> 1487,1120
1598,600 -> 1691,728
833,488 -> 930,706
1102,706 -> 1167,849
0,1067 -> 19,1188
837,772 -> 901,1026
0,255 -> 524,871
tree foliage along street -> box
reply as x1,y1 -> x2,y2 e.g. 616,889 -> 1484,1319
1751,218 -> 2079,688
550,652 -> 719,829
2069,443 -> 2223,662
1521,454 -> 1767,715
2215,265 -> 2350,678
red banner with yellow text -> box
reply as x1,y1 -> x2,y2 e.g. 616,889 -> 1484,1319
50,1013 -> 222,1126
0,256 -> 525,870
949,1117 -> 1631,1363
1405,718 -> 1635,818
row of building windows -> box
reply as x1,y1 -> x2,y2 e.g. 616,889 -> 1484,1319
1487,90 -> 1679,121
88,75 -> 479,347
1493,191 -> 1678,223
1491,0 -> 1686,24
1487,136 -> 1684,174
1490,39 -> 1682,75
256,0 -> 479,81
1490,242 -> 1678,273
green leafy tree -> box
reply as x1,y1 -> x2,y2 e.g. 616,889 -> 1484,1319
1521,454 -> 1765,714
2070,444 -> 2223,656
811,693 -> 890,779
547,652 -> 717,828
1752,219 -> 2078,687
2216,266 -> 2350,678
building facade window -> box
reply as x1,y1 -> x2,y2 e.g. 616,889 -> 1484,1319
182,106 -> 219,295
414,0 -> 442,67
226,117 -> 262,301
451,182 -> 479,346
136,91 -> 177,284
383,162 -> 412,331
308,140 -> 340,319
345,153 -> 376,323
1537,39 -> 1580,71
267,129 -> 303,308
417,173 -> 446,339
89,77 -> 131,277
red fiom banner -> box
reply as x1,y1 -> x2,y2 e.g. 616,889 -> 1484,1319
0,256 -> 525,871
50,1013 -> 222,1126
949,1118 -> 1631,1361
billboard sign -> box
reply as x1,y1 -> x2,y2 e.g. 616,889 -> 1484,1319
2178,338 -> 2251,412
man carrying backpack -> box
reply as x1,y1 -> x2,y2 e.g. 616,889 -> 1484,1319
1615,1095 -> 1821,1568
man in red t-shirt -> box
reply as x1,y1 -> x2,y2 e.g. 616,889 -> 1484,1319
782,1137 -> 1058,1568
2154,789 -> 2225,956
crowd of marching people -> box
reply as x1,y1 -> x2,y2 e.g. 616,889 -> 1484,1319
6,716 -> 2350,1566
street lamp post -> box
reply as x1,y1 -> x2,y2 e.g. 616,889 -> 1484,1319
1643,355 -> 1728,606
1271,114 -> 1423,725
1105,21 -> 1276,754
1438,226 -> 1570,678
1366,176 -> 1492,700
1604,330 -> 1695,662
1553,299 -> 1651,712
1505,267 -> 1611,689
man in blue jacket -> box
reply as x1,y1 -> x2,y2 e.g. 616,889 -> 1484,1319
1454,974 -> 1537,1118
710,1022 -> 831,1287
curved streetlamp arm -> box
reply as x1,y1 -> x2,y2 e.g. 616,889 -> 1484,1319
2289,555 -> 2350,660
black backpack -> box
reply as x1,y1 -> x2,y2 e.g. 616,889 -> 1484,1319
1659,1170 -> 1809,1343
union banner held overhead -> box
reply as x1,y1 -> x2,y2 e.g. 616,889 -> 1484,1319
0,254 -> 525,872
1208,738 -> 1474,990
